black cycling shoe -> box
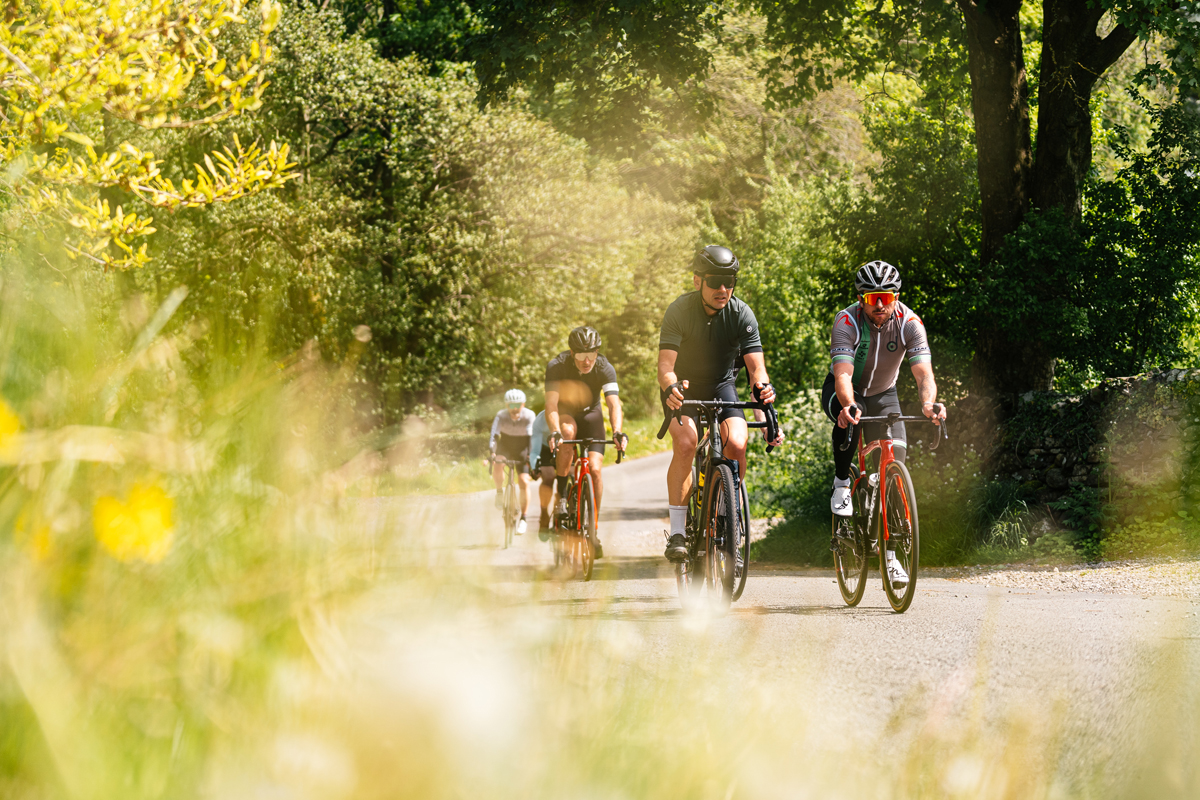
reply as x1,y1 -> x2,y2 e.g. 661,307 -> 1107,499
665,533 -> 688,562
593,540 -> 604,559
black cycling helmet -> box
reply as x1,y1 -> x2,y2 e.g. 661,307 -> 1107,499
568,325 -> 602,353
692,244 -> 740,275
854,260 -> 902,293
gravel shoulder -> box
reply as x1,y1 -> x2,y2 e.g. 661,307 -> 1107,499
928,556 -> 1200,599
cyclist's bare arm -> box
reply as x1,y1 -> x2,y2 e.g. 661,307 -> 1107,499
657,349 -> 687,410
832,363 -> 860,428
910,362 -> 946,423
546,390 -> 562,436
605,394 -> 625,450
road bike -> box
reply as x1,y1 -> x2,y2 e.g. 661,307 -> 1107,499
551,437 -> 623,580
657,399 -> 779,610
832,408 -> 947,613
489,454 -> 524,549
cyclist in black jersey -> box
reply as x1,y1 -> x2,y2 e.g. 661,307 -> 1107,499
659,245 -> 784,562
545,326 -> 628,557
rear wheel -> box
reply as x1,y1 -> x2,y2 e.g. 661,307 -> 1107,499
579,474 -> 596,581
707,464 -> 738,610
879,461 -> 919,613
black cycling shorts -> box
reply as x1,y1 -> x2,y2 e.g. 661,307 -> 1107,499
559,403 -> 607,454
495,433 -> 532,475
537,444 -> 554,472
820,372 -> 906,451
662,379 -> 745,428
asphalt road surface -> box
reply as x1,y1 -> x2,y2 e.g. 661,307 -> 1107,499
376,451 -> 1200,794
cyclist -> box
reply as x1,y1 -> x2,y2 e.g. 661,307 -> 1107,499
660,245 -> 783,563
529,409 -> 558,539
545,325 -> 628,559
824,260 -> 946,587
489,389 -> 536,535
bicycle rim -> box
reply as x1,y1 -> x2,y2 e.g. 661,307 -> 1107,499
503,480 -> 517,549
731,477 -> 750,602
579,475 -> 596,581
833,508 -> 868,606
879,461 -> 919,612
707,464 -> 737,609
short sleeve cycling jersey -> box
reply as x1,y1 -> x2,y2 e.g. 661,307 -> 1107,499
659,292 -> 763,389
544,352 -> 619,413
490,407 -> 535,441
829,301 -> 931,397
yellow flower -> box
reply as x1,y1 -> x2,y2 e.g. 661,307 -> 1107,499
0,398 -> 21,446
93,482 -> 175,563
15,510 -> 52,561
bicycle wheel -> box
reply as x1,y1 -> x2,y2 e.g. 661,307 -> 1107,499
731,478 -> 750,602
879,461 -> 920,613
833,500 -> 868,606
676,489 -> 703,610
578,474 -> 596,581
503,478 -> 518,549
707,463 -> 738,609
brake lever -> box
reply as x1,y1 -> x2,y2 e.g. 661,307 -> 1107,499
765,404 -> 778,454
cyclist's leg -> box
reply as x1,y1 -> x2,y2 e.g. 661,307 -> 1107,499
576,404 -> 607,512
822,372 -> 863,480
492,459 -> 505,490
866,386 -> 907,464
667,414 -> 699,505
517,464 -> 533,516
714,381 -> 748,478
556,414 -> 578,477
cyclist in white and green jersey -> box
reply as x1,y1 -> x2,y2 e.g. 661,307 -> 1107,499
822,260 -> 946,586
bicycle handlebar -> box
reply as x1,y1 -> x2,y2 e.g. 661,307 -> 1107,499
837,407 -> 949,452
555,438 -> 625,464
655,399 -> 781,454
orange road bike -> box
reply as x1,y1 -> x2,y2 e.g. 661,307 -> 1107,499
833,408 -> 947,613
551,437 -> 623,580
658,399 -> 779,610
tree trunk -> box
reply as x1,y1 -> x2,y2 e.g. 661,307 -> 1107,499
957,0 -> 1031,267
1030,0 -> 1136,216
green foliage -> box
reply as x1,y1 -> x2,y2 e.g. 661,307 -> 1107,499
1050,486 -> 1107,560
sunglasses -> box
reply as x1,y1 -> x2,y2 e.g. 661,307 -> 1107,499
862,291 -> 897,306
507,403 -> 522,410
703,274 -> 737,290
573,352 -> 599,363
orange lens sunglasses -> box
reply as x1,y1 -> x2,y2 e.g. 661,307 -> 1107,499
862,291 -> 897,306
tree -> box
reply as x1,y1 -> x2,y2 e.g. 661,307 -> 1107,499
467,0 -> 1200,393
0,0 -> 294,269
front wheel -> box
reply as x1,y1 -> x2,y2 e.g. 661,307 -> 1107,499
731,478 -> 750,602
503,478 -> 518,549
579,474 -> 596,581
879,461 -> 919,613
707,464 -> 738,610
833,509 -> 868,607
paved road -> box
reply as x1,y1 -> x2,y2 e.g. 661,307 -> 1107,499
367,452 -> 1200,794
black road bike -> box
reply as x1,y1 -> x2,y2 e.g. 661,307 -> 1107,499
657,400 -> 779,609
832,408 -> 947,613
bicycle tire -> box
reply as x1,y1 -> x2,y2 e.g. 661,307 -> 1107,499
731,478 -> 750,602
579,474 -> 596,581
833,507 -> 868,606
676,488 -> 704,610
879,461 -> 919,613
708,463 -> 738,609
503,478 -> 517,549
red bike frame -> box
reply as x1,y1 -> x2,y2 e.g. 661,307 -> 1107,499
855,437 -> 913,546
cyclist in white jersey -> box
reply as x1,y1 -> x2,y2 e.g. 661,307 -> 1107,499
822,261 -> 946,587
490,389 -> 536,534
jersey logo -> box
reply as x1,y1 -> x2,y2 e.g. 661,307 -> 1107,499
746,325 -> 753,332
887,341 -> 898,352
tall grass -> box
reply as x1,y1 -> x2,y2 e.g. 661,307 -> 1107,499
2,258 -> 1199,799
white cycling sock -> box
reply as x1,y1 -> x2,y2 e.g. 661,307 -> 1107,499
669,505 -> 686,536
833,476 -> 851,489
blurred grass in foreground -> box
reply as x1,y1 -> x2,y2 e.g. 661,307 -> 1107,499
1,260 -> 1198,799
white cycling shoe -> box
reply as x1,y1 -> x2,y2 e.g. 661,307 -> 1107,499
886,556 -> 909,588
516,518 -> 527,535
831,485 -> 853,517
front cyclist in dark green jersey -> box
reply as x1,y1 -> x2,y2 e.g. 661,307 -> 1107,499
822,260 -> 946,587
659,245 -> 784,563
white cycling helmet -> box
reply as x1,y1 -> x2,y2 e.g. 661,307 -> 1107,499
854,260 -> 902,293
504,388 -> 526,405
